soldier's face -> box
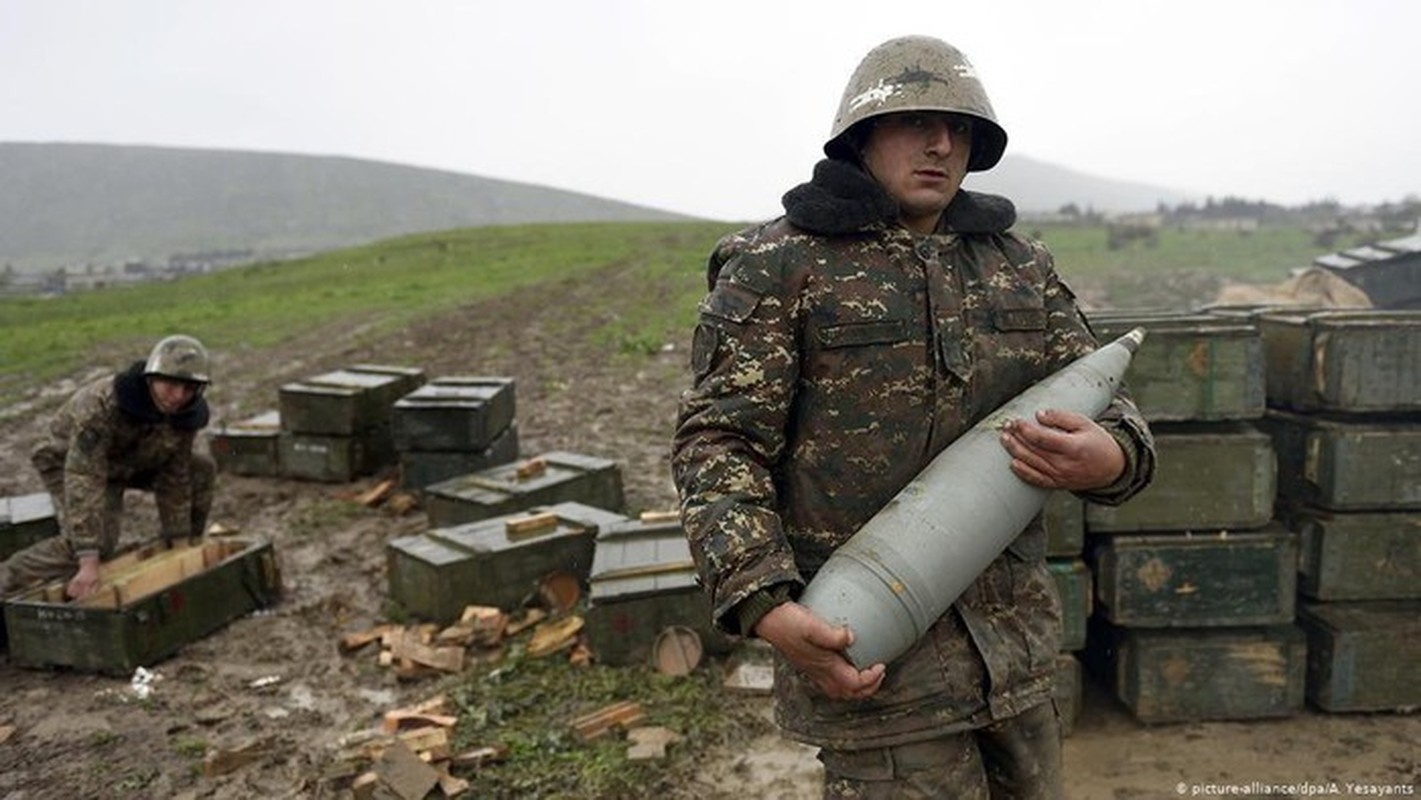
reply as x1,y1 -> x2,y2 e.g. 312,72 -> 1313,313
148,377 -> 201,415
861,111 -> 973,235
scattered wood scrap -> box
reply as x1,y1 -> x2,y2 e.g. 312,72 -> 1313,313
626,726 -> 682,761
526,615 -> 584,658
330,697 -> 503,799
355,478 -> 397,508
569,700 -> 645,741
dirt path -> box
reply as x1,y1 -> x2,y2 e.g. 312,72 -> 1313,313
1,266 -> 1417,799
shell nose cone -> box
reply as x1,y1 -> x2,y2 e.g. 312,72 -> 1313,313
1116,327 -> 1147,354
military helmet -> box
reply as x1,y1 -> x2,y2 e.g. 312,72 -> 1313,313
143,334 -> 210,385
825,35 -> 1008,173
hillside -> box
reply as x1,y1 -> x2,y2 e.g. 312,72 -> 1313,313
0,224 -> 1415,797
0,142 -> 1197,272
0,142 -> 692,271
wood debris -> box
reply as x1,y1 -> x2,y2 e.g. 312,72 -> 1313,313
526,615 -> 584,658
515,457 -> 547,480
355,478 -> 397,508
386,491 -> 421,515
569,700 -> 645,741
626,726 -> 682,761
328,697 -> 498,799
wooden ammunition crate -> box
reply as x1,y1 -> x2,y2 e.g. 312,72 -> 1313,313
1099,622 -> 1306,724
208,410 -> 281,477
1043,491 -> 1084,557
1091,312 -> 1265,422
423,451 -> 625,528
1297,600 -> 1421,712
1048,559 -> 1091,651
2,537 -> 281,674
386,502 -> 630,623
584,513 -> 729,667
1053,653 -> 1082,737
1261,410 -> 1421,512
278,428 -> 395,483
1,493 -> 59,560
399,424 -> 520,491
1091,525 -> 1296,627
392,377 -> 516,452
1289,507 -> 1421,601
1256,310 -> 1421,413
1085,422 -> 1277,533
279,365 -> 425,436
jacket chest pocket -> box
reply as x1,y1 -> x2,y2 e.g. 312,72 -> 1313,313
815,319 -> 911,349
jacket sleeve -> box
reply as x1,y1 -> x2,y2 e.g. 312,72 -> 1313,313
61,415 -> 115,555
671,246 -> 805,635
1033,237 -> 1157,506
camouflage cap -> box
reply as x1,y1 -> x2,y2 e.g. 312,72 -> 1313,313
144,334 -> 210,384
826,35 -> 1008,172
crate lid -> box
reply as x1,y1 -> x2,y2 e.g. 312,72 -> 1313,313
589,530 -> 697,602
0,492 -> 56,526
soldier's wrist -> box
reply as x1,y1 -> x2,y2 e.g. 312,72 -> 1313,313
736,583 -> 795,637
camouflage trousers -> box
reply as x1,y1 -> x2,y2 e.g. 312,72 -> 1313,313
819,701 -> 1063,800
0,454 -> 215,595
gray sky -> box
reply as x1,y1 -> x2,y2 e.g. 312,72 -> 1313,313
2,0 -> 1416,221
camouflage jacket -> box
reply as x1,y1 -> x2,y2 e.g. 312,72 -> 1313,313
31,362 -> 210,553
671,159 -> 1155,749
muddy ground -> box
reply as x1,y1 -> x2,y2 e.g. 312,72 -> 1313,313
1,263 -> 1417,799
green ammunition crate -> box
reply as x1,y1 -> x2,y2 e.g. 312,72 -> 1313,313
279,427 -> 395,483
398,424 -> 520,491
1261,410 -> 1421,512
584,514 -> 729,667
279,365 -> 425,436
1256,310 -> 1421,413
1091,525 -> 1296,627
1289,508 -> 1421,601
1101,623 -> 1306,724
1048,558 -> 1091,651
1043,491 -> 1084,557
392,377 -> 516,452
2,537 -> 281,675
1053,653 -> 1082,737
386,502 -> 630,623
208,410 -> 282,477
1296,600 -> 1421,712
1085,422 -> 1277,533
1,493 -> 59,560
423,451 -> 625,528
1091,312 -> 1265,422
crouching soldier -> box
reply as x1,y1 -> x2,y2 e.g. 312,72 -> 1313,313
0,334 -> 216,600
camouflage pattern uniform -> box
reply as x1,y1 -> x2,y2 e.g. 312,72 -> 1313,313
671,158 -> 1155,796
0,361 -> 214,594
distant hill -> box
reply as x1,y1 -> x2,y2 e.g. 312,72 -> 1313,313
966,153 -> 1197,216
1,142 -> 1197,271
0,142 -> 692,271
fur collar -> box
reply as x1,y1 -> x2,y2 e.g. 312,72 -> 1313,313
782,158 -> 1016,236
114,361 -> 209,430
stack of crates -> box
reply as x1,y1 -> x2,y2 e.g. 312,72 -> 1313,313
1082,311 -> 1305,724
1043,491 -> 1088,735
391,377 -> 520,491
276,364 -> 426,482
1253,309 -> 1421,713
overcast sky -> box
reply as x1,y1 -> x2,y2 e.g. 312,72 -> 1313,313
2,0 -> 1416,222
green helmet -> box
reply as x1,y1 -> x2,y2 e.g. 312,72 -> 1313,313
825,35 -> 1008,173
143,335 -> 210,385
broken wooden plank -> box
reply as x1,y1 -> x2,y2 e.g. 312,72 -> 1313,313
569,700 -> 644,741
356,478 -> 396,508
382,711 -> 458,735
449,744 -> 509,769
527,615 -> 583,658
339,624 -> 396,653
391,638 -> 465,673
626,726 -> 682,761
373,740 -> 441,800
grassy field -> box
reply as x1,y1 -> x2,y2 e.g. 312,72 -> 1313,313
0,219 -> 1366,405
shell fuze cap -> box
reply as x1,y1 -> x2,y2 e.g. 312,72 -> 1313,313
144,334 -> 210,385
825,35 -> 1008,173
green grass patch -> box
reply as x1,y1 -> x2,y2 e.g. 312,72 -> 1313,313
443,646 -> 764,798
